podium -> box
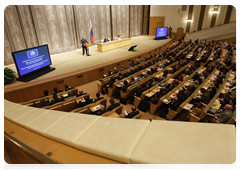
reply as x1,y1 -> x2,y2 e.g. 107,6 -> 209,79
175,28 -> 184,41
84,43 -> 92,47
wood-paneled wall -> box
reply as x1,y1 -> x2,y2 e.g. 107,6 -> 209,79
149,17 -> 165,35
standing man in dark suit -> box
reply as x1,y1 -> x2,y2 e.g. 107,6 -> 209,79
169,27 -> 173,38
104,37 -> 110,43
81,37 -> 91,56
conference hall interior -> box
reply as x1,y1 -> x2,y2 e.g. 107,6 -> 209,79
4,5 -> 236,165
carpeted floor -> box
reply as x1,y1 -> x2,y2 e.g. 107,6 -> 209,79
6,35 -> 171,80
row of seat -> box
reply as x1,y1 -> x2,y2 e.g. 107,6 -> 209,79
176,47 -> 236,122
149,65 -> 204,114
134,62 -> 190,108
97,40 -> 184,92
119,61 -> 179,100
113,41 -> 194,100
189,69 -> 236,124
133,42 -> 200,110
20,88 -> 79,107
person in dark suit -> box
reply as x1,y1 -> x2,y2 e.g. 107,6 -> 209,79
64,84 -> 74,91
196,88 -> 211,105
224,58 -> 231,66
95,92 -> 104,102
104,37 -> 109,43
106,98 -> 120,111
150,93 -> 160,105
76,90 -> 87,97
119,106 -> 139,118
43,90 -> 50,97
219,93 -> 231,109
78,95 -> 93,108
208,83 -> 217,99
169,97 -> 181,111
36,99 -> 51,108
128,86 -> 143,104
81,37 -> 90,56
121,80 -> 130,93
177,90 -> 187,103
53,87 -> 63,96
159,96 -> 180,115
50,93 -> 64,105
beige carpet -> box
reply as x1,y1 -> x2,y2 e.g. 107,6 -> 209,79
6,35 -> 171,80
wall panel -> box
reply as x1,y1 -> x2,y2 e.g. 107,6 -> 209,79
189,5 -> 201,33
215,5 -> 228,26
202,5 -> 213,29
229,5 -> 236,22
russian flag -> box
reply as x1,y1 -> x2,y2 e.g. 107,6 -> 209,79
90,20 -> 94,43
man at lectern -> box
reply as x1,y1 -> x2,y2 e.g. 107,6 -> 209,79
81,37 -> 91,56
104,37 -> 110,43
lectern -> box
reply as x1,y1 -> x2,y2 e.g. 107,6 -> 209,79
84,43 -> 92,47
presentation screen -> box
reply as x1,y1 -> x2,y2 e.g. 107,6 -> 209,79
156,27 -> 168,38
12,44 -> 52,77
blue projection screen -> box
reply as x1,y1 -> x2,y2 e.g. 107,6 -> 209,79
156,27 -> 168,38
12,45 -> 52,77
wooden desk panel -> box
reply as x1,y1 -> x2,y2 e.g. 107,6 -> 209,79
97,38 -> 131,52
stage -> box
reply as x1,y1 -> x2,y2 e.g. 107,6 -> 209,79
4,35 -> 173,102
5,35 -> 171,80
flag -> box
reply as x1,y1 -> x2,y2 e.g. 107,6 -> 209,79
90,20 -> 94,43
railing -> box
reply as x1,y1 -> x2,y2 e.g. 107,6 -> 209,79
4,131 -> 61,164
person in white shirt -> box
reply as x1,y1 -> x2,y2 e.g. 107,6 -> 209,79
117,35 -> 121,40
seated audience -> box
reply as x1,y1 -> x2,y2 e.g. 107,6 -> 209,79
203,104 -> 233,123
95,92 -> 104,102
121,80 -> 130,93
64,91 -> 76,101
184,102 -> 204,121
119,106 -> 139,118
65,84 -> 74,91
76,89 -> 87,97
106,98 -> 120,111
95,105 -> 107,116
78,95 -> 93,108
51,93 -> 64,105
43,90 -> 50,97
53,87 -> 63,95
195,88 -> 211,105
229,88 -> 236,99
36,99 -> 51,108
219,93 -> 231,109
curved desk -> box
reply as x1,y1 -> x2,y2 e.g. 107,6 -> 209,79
97,38 -> 131,52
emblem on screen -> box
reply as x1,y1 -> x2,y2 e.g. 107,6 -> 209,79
27,49 -> 38,58
161,28 -> 164,31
